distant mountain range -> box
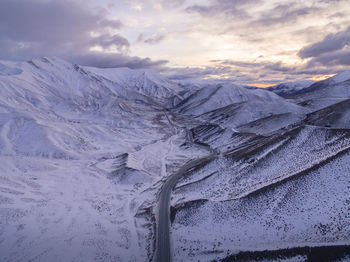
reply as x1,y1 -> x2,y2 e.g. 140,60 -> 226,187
267,79 -> 315,97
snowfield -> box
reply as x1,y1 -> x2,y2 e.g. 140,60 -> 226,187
0,57 -> 206,261
1,57 -> 350,261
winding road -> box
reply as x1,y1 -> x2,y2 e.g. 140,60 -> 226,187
155,112 -> 218,262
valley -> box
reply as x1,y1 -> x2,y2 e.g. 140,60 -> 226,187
0,57 -> 350,261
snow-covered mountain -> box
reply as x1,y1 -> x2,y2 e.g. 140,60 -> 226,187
267,71 -> 350,99
267,79 -> 314,97
83,66 -> 184,100
175,83 -> 308,134
0,57 -> 196,261
329,70 -> 350,83
0,57 -> 185,159
1,57 -> 350,262
290,70 -> 350,112
169,70 -> 350,261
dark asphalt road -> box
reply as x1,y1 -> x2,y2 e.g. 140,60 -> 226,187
155,112 -> 217,262
155,155 -> 215,262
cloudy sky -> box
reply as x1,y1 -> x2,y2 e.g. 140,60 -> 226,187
1,0 -> 350,86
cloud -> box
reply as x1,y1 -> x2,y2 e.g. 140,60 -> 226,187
218,60 -> 296,73
185,0 -> 257,19
160,0 -> 186,8
137,34 -> 166,45
90,34 -> 130,51
298,26 -> 350,58
0,0 -> 165,69
251,3 -> 320,27
163,65 -> 238,80
163,56 -> 349,85
0,0 -> 122,45
70,52 -> 168,69
296,26 -> 350,69
161,61 -> 295,84
190,59 -> 348,84
305,47 -> 350,67
186,0 -> 336,28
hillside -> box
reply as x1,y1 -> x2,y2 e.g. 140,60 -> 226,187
1,57 -> 350,261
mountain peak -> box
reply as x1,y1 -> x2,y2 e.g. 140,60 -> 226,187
331,70 -> 350,83
267,80 -> 315,97
1,57 -> 184,100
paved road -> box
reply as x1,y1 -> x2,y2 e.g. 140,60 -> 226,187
155,154 -> 215,261
155,112 -> 217,262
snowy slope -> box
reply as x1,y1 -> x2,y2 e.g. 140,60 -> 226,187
176,83 -> 281,115
177,83 -> 306,115
174,83 -> 308,134
1,56 -> 350,261
167,70 -> 350,261
292,71 -> 350,112
267,80 -> 314,97
305,99 -> 350,129
83,66 -> 184,100
171,125 -> 350,261
0,57 -> 203,262
294,70 -> 350,97
330,70 -> 350,83
0,57 -> 190,158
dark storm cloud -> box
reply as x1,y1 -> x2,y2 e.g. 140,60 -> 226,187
298,26 -> 350,58
0,0 -> 121,45
297,26 -> 350,69
304,47 -> 350,67
0,0 -> 166,69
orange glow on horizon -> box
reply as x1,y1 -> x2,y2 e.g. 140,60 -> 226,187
253,73 -> 338,88
252,83 -> 275,88
311,74 -> 336,81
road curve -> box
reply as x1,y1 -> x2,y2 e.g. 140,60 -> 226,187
155,154 -> 215,261
155,113 -> 217,261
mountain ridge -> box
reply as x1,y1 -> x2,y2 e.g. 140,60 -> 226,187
1,57 -> 350,261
